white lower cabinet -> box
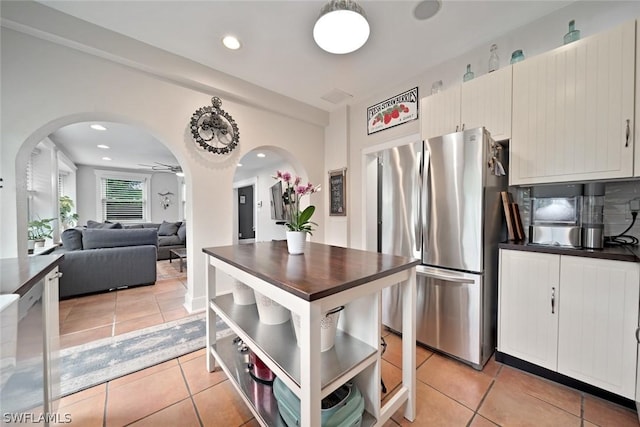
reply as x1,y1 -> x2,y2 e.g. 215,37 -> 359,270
499,249 -> 640,399
498,250 -> 560,371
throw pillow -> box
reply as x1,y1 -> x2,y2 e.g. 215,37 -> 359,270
177,221 -> 186,242
87,220 -> 122,229
61,228 -> 83,250
157,220 -> 179,236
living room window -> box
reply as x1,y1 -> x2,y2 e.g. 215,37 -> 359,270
95,170 -> 151,222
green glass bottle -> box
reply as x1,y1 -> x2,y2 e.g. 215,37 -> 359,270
463,64 -> 474,82
564,20 -> 581,45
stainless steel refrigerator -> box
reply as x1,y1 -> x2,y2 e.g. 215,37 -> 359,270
380,127 -> 507,370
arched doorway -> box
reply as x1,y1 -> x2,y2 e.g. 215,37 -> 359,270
232,146 -> 309,244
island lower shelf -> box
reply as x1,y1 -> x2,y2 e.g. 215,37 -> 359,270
210,334 -> 377,427
210,293 -> 378,397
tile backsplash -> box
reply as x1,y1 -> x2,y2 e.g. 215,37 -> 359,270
512,180 -> 640,242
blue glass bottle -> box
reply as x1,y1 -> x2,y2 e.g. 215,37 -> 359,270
463,64 -> 474,82
510,50 -> 525,64
564,20 -> 581,45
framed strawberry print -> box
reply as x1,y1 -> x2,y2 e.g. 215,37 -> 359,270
367,87 -> 418,135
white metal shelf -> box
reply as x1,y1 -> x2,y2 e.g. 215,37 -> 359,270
211,294 -> 378,398
210,335 -> 377,427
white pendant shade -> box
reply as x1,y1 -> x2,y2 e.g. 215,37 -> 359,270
313,1 -> 370,54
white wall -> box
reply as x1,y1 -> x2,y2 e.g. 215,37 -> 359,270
345,1 -> 640,249
324,106 -> 349,247
1,24 -> 325,312
75,165 -> 180,225
150,172 -> 181,223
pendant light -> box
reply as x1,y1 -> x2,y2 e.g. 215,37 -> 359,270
313,0 -> 370,54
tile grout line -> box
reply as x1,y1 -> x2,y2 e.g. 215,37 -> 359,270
177,355 -> 205,427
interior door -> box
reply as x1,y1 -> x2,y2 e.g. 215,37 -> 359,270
238,185 -> 255,240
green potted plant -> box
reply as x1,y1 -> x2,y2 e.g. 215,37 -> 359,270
28,217 -> 56,249
59,195 -> 79,229
273,170 -> 320,255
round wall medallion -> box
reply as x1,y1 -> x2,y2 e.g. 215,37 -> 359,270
190,97 -> 239,155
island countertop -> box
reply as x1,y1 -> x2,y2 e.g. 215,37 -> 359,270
203,240 -> 420,301
0,254 -> 64,296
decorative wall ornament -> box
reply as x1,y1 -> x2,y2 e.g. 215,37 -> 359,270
190,97 -> 239,155
158,191 -> 174,210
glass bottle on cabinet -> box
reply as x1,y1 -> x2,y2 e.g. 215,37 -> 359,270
564,20 -> 581,45
510,50 -> 525,64
488,44 -> 499,72
463,64 -> 475,82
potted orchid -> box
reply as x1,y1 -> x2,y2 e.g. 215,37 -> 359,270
274,170 -> 320,254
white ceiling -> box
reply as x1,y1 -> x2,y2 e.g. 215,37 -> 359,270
38,0 -> 574,112
37,0 -> 575,171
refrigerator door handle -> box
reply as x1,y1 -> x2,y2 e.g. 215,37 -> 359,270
416,266 -> 476,284
419,149 -> 430,254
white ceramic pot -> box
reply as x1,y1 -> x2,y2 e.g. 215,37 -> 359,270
254,290 -> 290,325
286,231 -> 306,255
292,306 -> 344,352
231,280 -> 255,305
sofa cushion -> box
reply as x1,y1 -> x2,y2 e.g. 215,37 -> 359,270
177,221 -> 186,242
124,224 -> 143,229
87,220 -> 123,229
158,221 -> 180,236
82,228 -> 158,249
158,235 -> 182,246
61,228 -> 83,250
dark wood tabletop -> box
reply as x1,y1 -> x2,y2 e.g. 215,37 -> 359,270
203,241 -> 420,301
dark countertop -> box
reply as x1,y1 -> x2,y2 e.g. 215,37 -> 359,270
499,241 -> 640,263
0,254 -> 64,296
203,241 -> 420,301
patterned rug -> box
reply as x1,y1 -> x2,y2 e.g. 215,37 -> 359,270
1,313 -> 231,412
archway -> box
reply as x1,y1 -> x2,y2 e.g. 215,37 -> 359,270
14,113 -> 189,257
232,146 -> 310,244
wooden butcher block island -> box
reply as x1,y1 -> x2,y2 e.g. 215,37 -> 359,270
203,241 -> 419,427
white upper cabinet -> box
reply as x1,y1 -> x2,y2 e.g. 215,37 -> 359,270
421,85 -> 461,141
421,67 -> 512,142
461,66 -> 513,142
511,20 -> 636,185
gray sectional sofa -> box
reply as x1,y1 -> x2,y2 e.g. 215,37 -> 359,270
123,221 -> 186,260
54,228 -> 158,299
85,220 -> 186,260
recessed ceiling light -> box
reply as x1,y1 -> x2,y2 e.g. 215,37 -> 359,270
97,144 -> 110,149
102,157 -> 111,161
222,35 -> 241,50
413,0 -> 441,20
91,124 -> 107,131
237,163 -> 243,167
257,153 -> 266,158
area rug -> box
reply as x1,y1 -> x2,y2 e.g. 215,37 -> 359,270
0,313 -> 231,412
59,313 -> 231,396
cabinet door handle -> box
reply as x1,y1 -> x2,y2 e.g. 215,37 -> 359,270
625,119 -> 630,147
48,272 -> 63,281
636,327 -> 640,344
461,123 -> 465,131
455,125 -> 459,132
551,287 -> 555,314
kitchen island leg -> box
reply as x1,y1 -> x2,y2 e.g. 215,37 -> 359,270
205,260 -> 217,372
402,268 -> 417,421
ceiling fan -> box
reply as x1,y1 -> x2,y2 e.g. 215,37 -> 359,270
138,162 -> 184,175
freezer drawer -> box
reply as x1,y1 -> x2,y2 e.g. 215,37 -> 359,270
417,266 -> 483,368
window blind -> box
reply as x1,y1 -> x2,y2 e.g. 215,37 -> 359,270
101,178 -> 145,221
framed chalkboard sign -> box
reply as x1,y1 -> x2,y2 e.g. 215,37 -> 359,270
328,168 -> 347,216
